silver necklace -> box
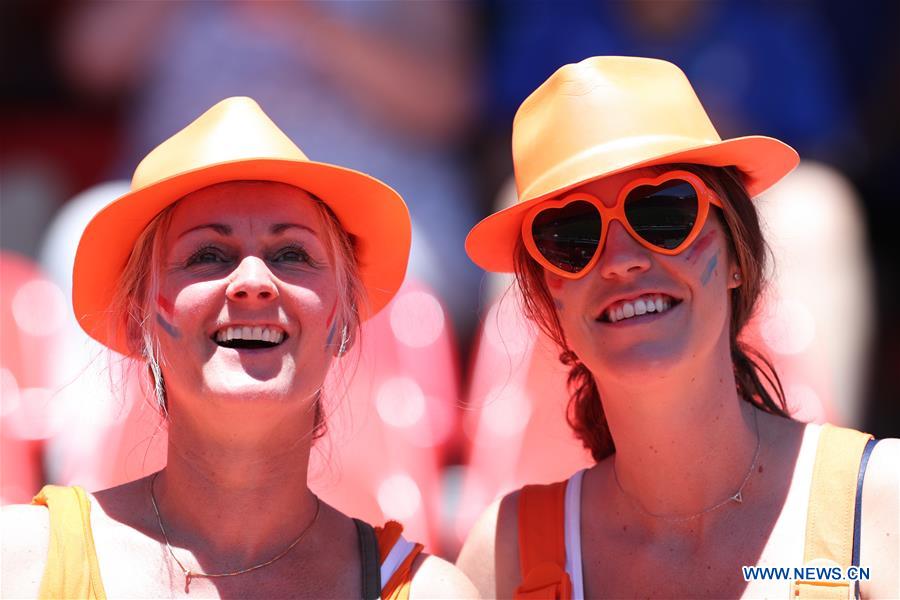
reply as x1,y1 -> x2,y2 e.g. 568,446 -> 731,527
612,409 -> 761,523
149,472 -> 320,593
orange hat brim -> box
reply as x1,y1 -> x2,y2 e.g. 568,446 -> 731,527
73,158 -> 410,356
466,135 -> 799,273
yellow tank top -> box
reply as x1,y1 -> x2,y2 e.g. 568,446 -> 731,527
31,486 -> 421,600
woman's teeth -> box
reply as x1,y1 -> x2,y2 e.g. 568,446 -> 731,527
215,326 -> 285,344
604,294 -> 676,323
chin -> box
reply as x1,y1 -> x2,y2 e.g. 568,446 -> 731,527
204,380 -> 298,405
588,339 -> 691,383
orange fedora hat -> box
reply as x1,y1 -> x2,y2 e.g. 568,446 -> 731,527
73,96 -> 410,355
466,56 -> 799,273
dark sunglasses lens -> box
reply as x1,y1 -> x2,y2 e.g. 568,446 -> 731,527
624,180 -> 699,250
531,201 -> 602,273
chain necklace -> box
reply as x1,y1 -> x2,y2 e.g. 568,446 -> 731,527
612,409 -> 760,523
149,472 -> 320,593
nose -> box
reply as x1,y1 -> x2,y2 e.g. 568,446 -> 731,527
225,256 -> 279,303
595,219 -> 652,279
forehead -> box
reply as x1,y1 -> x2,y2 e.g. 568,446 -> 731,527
168,181 -> 322,234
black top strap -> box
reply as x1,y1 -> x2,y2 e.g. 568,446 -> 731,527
852,438 -> 879,599
354,518 -> 382,600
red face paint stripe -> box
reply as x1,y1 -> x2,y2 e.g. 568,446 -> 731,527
325,301 -> 337,328
547,275 -> 563,290
686,231 -> 716,263
156,293 -> 175,317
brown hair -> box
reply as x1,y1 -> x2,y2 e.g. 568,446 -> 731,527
108,181 -> 365,441
513,164 -> 790,462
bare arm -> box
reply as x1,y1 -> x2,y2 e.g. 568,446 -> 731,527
409,552 -> 480,599
859,438 -> 899,599
0,504 -> 50,598
456,492 -> 521,599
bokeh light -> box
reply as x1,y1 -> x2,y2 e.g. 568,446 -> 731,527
389,290 -> 445,348
375,377 -> 426,429
377,473 -> 422,521
11,278 -> 67,337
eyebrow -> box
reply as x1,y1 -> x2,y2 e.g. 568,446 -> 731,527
177,223 -> 318,240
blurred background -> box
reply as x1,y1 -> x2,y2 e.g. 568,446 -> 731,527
2,0 -> 898,560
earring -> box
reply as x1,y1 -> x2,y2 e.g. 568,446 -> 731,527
337,324 -> 349,357
733,272 -> 741,281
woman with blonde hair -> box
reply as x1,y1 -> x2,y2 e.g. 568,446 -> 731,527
1,97 -> 476,599
457,57 -> 898,598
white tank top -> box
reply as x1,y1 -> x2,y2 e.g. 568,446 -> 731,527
563,423 -> 823,599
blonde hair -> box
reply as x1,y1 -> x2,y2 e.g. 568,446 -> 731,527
107,181 -> 365,439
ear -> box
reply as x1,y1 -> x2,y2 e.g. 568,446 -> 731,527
726,255 -> 742,290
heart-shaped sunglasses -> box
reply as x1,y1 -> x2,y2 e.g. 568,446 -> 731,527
521,170 -> 723,279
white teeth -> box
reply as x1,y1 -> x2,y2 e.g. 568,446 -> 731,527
215,326 -> 285,344
604,294 -> 677,323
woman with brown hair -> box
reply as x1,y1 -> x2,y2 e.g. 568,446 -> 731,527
457,57 -> 897,598
1,97 -> 476,599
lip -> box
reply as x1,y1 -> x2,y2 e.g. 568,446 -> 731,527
595,290 -> 684,321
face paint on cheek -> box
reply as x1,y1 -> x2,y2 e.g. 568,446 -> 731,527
325,301 -> 337,328
685,231 -> 716,264
325,322 -> 337,349
701,252 -> 719,286
155,312 -> 181,339
155,294 -> 180,338
553,297 -> 564,312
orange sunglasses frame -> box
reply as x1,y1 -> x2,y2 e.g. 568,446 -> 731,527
522,170 -> 724,279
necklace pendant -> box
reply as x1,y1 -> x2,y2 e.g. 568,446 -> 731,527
185,570 -> 192,593
732,490 -> 743,504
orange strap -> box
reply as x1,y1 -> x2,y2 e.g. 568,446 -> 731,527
375,521 -> 424,600
792,425 -> 872,599
32,485 -> 107,600
515,481 -> 572,600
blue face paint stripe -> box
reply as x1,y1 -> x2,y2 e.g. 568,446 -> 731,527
553,297 -> 564,311
156,313 -> 180,338
701,253 -> 719,286
325,322 -> 337,346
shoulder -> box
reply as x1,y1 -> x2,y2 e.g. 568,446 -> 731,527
456,490 -> 521,599
409,553 -> 479,600
859,438 -> 899,599
1,502 -> 51,598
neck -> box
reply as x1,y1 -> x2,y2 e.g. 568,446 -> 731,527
596,343 -> 760,529
153,396 -> 318,567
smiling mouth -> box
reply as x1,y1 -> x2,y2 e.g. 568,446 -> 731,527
598,294 -> 682,324
213,326 -> 288,349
